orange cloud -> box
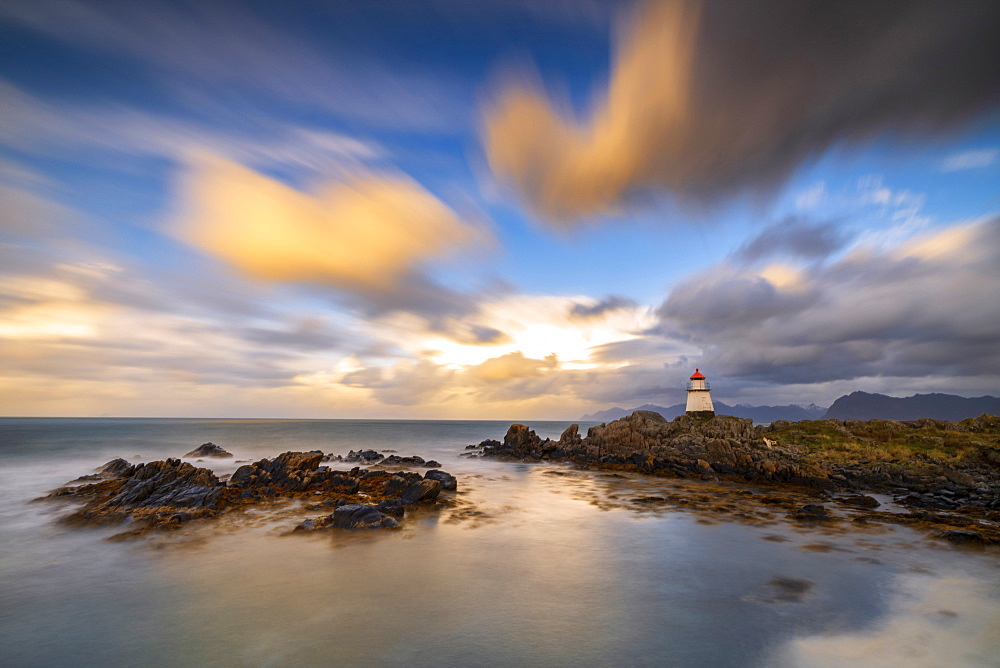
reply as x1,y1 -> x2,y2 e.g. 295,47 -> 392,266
176,154 -> 487,292
468,351 -> 558,382
482,1 -> 700,222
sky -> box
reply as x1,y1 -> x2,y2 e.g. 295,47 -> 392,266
1,0 -> 998,419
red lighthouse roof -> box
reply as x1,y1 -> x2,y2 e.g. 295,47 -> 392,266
689,368 -> 705,380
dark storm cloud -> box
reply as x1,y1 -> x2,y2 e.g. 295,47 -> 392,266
569,295 -> 637,318
658,273 -> 817,332
656,218 -> 1000,387
484,0 -> 1000,222
734,217 -> 848,263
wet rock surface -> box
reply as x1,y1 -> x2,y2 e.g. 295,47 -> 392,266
42,450 -> 457,539
477,411 -> 1000,545
183,442 -> 233,458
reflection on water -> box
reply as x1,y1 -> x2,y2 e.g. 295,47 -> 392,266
1,419 -> 998,667
774,575 -> 1000,667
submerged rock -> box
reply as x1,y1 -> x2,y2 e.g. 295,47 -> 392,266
939,529 -> 988,544
838,494 -> 881,508
183,443 -> 233,458
787,504 -> 830,521
331,504 -> 398,529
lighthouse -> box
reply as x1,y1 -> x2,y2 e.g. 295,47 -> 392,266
685,368 -> 715,417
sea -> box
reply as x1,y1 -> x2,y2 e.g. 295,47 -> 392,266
1,418 -> 998,667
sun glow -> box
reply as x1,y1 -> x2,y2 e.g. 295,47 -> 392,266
367,295 -> 655,372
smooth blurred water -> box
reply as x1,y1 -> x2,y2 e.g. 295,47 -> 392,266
1,418 -> 998,667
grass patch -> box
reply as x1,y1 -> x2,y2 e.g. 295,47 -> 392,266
764,415 -> 999,466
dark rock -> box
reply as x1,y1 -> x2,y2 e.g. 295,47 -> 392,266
425,460 -> 442,468
382,454 -> 427,466
183,442 -> 233,458
940,529 -> 987,544
788,504 -> 829,520
424,469 -> 457,491
559,424 -> 582,447
98,458 -> 134,477
839,494 -> 881,508
497,424 -> 545,458
384,474 -> 413,496
325,474 -> 360,494
401,479 -> 442,504
331,504 -> 393,530
345,449 -> 383,463
377,499 -> 407,519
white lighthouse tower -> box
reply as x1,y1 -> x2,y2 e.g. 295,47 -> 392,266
685,368 -> 715,417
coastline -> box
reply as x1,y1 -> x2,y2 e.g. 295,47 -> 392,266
473,411 -> 1000,545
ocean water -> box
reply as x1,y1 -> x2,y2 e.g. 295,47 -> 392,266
1,418 -> 998,667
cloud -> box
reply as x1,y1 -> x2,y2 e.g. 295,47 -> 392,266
570,295 -> 637,318
341,359 -> 454,406
0,80 -> 382,177
0,1 -> 467,132
483,0 -> 1000,223
176,154 -> 489,295
734,217 -> 848,263
657,217 -> 1000,393
941,148 -> 998,172
468,351 -> 558,381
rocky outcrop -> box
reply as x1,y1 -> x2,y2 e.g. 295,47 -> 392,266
46,450 -> 457,537
483,412 -> 827,487
183,442 -> 232,458
484,411 -> 1000,493
478,411 -> 1000,541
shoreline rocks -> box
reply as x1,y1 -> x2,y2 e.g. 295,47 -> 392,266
44,451 -> 457,538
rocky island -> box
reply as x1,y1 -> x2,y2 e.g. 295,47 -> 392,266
43,449 -> 457,539
474,411 -> 1000,544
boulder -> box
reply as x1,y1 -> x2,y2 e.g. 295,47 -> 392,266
401,479 -> 442,504
183,443 -> 232,458
331,504 -> 396,529
424,469 -> 457,491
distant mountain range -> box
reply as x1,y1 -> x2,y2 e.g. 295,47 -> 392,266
580,391 -> 1000,423
823,391 -> 1000,421
580,402 -> 827,423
